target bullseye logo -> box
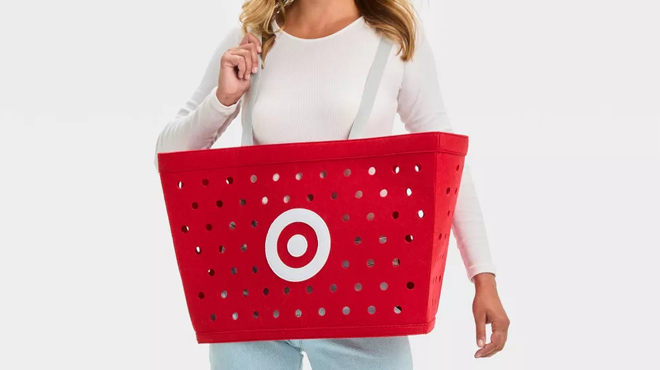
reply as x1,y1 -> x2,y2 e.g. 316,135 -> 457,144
265,208 -> 331,282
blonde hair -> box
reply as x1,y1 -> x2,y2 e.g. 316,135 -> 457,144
238,0 -> 420,68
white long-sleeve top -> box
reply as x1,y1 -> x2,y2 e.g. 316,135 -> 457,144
154,16 -> 496,282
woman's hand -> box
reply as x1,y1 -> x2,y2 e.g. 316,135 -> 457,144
472,273 -> 510,358
216,32 -> 262,106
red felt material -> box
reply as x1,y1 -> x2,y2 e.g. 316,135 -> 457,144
157,131 -> 468,343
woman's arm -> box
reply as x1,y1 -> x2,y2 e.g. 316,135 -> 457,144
154,25 -> 244,171
397,24 -> 496,282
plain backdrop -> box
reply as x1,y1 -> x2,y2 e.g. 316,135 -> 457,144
0,0 -> 658,369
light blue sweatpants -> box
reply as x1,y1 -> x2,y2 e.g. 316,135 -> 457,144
209,336 -> 413,370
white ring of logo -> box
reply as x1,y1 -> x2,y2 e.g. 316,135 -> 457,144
265,208 -> 331,282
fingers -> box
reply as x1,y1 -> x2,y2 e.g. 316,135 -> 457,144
240,33 -> 262,73
474,314 -> 510,359
474,310 -> 486,349
226,48 -> 252,80
238,43 -> 259,74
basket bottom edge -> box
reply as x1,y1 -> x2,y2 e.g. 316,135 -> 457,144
196,319 -> 436,344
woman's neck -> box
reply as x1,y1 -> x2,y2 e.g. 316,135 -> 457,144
277,0 -> 361,39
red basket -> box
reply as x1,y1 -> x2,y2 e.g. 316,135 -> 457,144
157,130 -> 468,343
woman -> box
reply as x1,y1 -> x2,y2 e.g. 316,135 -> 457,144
155,0 -> 509,368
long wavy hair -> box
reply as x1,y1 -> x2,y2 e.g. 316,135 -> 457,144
238,0 -> 420,68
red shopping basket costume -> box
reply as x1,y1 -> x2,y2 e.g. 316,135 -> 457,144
157,34 -> 469,343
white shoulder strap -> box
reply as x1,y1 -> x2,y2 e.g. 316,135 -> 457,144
241,31 -> 394,146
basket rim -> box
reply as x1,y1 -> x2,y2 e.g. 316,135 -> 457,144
157,131 -> 468,174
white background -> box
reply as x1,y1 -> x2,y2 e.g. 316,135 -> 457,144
0,0 -> 658,369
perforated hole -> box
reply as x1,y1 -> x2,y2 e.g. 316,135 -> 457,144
330,284 -> 337,292
191,202 -> 198,209
380,189 -> 388,197
342,260 -> 350,268
456,164 -> 460,171
283,287 -> 290,295
331,192 -> 338,200
394,306 -> 402,314
447,210 -> 451,216
296,172 -> 303,180
221,290 -> 228,298
273,310 -> 280,318
418,210 -> 425,218
219,245 -> 225,253
251,220 -> 258,228
231,267 -> 237,275
354,236 -> 362,245
307,194 -> 314,201
407,282 -> 415,289
406,188 -> 412,196
393,258 -> 400,267
367,259 -> 375,268
455,188 -> 458,194
446,187 -> 451,195
207,269 -> 215,276
355,190 -> 363,199
206,223 -> 213,231
438,233 -> 443,240
354,283 -> 362,291
181,225 -> 189,233
319,308 -> 326,316
241,243 -> 247,252
202,179 -> 209,186
177,181 -> 184,189
226,177 -> 233,185
415,164 -> 421,172
283,195 -> 290,203
405,234 -> 414,243
343,307 -> 350,315
195,246 -> 202,254
232,313 -> 238,320
250,175 -> 257,183
239,199 -> 246,206
367,212 -> 375,221
392,211 -> 399,219
229,221 -> 236,230
262,196 -> 268,205
380,282 -> 389,291
252,266 -> 258,273
243,289 -> 249,297
198,292 -> 205,299
272,173 -> 280,181
253,311 -> 259,318
216,200 -> 223,208
393,166 -> 400,174
320,170 -> 327,178
342,214 -> 350,222
379,236 -> 387,244
306,286 -> 313,294
344,169 -> 351,177
368,306 -> 376,314
263,288 -> 269,295
210,313 -> 216,321
295,309 -> 302,317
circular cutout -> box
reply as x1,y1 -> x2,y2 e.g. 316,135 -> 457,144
221,290 -> 227,298
296,172 -> 303,180
368,306 -> 376,314
330,284 -> 337,292
206,223 -> 213,231
202,179 -> 209,186
342,260 -> 350,269
210,313 -> 216,321
216,200 -> 223,208
243,289 -> 249,297
262,196 -> 268,205
320,170 -> 327,178
198,292 -> 205,299
342,214 -> 350,222
406,188 -> 412,196
177,181 -> 184,189
392,211 -> 399,219
273,310 -> 280,318
195,246 -> 202,254
232,312 -> 238,320
231,267 -> 237,275
354,236 -> 362,245
253,311 -> 259,318
367,259 -> 375,268
393,258 -> 400,267
307,194 -> 314,201
405,234 -> 414,243
344,169 -> 351,177
226,177 -> 233,185
367,212 -> 375,221
283,195 -> 290,203
181,225 -> 189,233
380,189 -> 388,197
250,175 -> 257,183
380,282 -> 389,291
273,173 -> 280,181
407,282 -> 415,289
239,199 -> 246,206
251,220 -> 258,228
393,166 -> 400,174
418,210 -> 425,218
446,187 -> 451,195
379,236 -> 387,244
191,202 -> 198,209
331,192 -> 338,200
265,208 -> 331,282
355,190 -> 363,199
343,306 -> 350,315
219,245 -> 226,253
319,308 -> 326,316
368,167 -> 376,175
295,309 -> 302,317
354,283 -> 362,291
208,269 -> 215,276
263,288 -> 269,295
306,286 -> 313,294
229,221 -> 236,230
394,306 -> 402,314
415,164 -> 421,172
